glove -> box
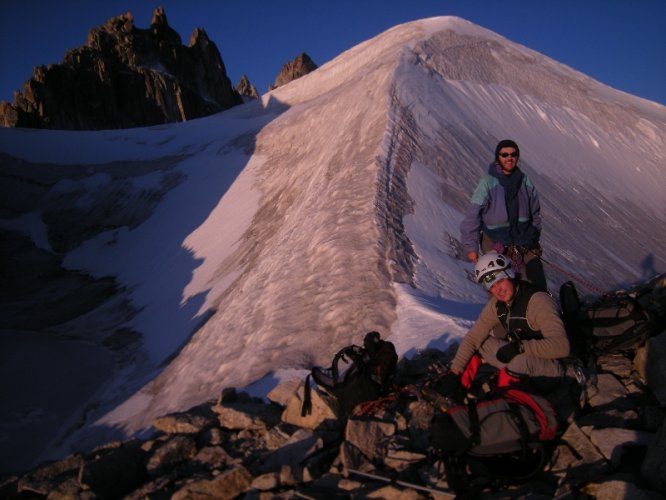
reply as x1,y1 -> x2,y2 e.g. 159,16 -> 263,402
496,342 -> 523,363
433,372 -> 461,397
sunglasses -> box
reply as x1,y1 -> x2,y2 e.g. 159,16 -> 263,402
499,152 -> 518,158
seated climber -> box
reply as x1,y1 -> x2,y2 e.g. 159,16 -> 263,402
434,251 -> 583,397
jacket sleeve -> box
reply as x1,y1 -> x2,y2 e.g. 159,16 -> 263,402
459,179 -> 488,253
451,299 -> 501,373
525,175 -> 542,237
522,293 -> 570,359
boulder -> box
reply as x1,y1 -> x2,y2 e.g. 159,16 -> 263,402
213,399 -> 281,431
586,427 -> 653,467
193,446 -> 233,470
345,417 -> 395,461
584,478 -> 661,500
171,466 -> 252,499
587,372 -> 629,409
16,454 -> 83,495
146,435 -> 197,474
551,422 -> 609,496
153,406 -> 218,434
280,381 -> 338,430
261,428 -> 323,472
79,441 -> 147,497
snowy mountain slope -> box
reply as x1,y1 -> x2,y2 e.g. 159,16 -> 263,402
0,16 -> 664,469
383,20 -> 666,291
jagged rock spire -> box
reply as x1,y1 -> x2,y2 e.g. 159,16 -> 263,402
151,5 -> 168,26
236,74 -> 259,100
0,7 -> 241,130
269,52 -> 318,91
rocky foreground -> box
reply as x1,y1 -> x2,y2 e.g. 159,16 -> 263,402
2,325 -> 666,499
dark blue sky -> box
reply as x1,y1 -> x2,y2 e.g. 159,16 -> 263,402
1,0 -> 664,105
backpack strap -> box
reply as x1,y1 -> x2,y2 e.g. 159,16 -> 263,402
460,354 -> 483,389
579,294 -> 649,328
505,401 -> 549,482
497,367 -> 522,388
505,389 -> 558,440
507,400 -> 533,451
330,345 -> 363,384
301,374 -> 312,417
331,348 -> 346,383
466,396 -> 481,448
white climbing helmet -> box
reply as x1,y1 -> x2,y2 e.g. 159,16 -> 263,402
475,251 -> 514,290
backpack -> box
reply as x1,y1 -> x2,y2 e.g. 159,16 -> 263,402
428,360 -> 559,494
304,331 -> 398,418
559,281 -> 656,356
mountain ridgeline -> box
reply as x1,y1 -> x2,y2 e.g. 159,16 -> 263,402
0,7 -> 317,130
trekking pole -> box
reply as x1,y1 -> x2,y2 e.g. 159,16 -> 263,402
292,492 -> 315,500
347,468 -> 456,498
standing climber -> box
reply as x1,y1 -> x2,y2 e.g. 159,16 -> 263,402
460,139 -> 547,290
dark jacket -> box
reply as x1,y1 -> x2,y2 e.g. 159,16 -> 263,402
460,163 -> 541,253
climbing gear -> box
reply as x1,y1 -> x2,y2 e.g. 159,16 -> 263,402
425,354 -> 559,495
304,331 -> 398,418
537,254 -> 607,295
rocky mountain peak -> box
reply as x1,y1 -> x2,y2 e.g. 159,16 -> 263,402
0,7 -> 241,130
96,11 -> 135,36
236,74 -> 259,100
269,52 -> 318,91
147,6 -> 181,45
188,27 -> 208,47
151,6 -> 168,27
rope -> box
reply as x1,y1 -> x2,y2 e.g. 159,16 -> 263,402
531,252 -> 607,296
352,382 -> 429,417
352,394 -> 399,416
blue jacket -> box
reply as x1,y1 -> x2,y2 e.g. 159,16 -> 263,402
460,163 -> 541,253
